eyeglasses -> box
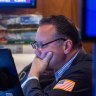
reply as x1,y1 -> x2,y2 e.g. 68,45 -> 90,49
31,38 -> 66,49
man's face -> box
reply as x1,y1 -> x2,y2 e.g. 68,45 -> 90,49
35,24 -> 66,71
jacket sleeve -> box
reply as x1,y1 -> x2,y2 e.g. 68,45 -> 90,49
22,79 -> 45,96
22,79 -> 75,96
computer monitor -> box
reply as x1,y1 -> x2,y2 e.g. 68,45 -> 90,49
0,0 -> 36,8
0,48 -> 24,96
81,0 -> 96,41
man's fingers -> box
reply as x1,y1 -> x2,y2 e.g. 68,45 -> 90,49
43,52 -> 53,63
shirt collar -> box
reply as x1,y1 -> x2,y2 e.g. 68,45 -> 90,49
55,51 -> 79,81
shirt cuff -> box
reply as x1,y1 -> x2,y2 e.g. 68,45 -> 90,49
21,76 -> 39,88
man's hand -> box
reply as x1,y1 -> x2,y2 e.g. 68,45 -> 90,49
28,52 -> 53,78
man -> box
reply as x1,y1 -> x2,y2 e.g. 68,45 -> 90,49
22,15 -> 93,96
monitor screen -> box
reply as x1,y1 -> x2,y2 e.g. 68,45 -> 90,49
0,0 -> 31,3
0,48 -> 24,96
0,0 -> 36,8
81,0 -> 96,41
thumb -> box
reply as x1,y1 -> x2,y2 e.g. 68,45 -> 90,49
43,52 -> 53,63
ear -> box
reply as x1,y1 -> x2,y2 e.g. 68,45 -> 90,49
63,40 -> 73,54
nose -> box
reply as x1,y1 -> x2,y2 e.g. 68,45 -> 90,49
34,48 -> 42,57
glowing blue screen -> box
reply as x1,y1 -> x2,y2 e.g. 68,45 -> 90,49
86,0 -> 96,37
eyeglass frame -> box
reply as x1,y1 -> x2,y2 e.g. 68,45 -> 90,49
31,38 -> 67,49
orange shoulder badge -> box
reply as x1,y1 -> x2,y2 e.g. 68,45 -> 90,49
53,79 -> 75,92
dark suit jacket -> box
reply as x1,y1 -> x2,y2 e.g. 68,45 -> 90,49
22,49 -> 93,96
